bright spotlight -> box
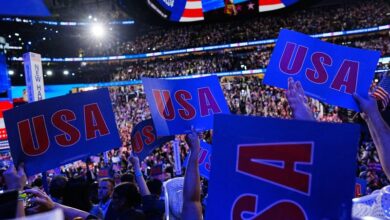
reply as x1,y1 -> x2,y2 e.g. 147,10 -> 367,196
91,23 -> 105,38
47,70 -> 53,76
63,70 -> 69,75
8,70 -> 14,75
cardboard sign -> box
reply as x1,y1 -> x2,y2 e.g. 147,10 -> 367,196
355,178 -> 367,197
264,29 -> 380,111
3,89 -> 121,176
183,140 -> 212,179
206,114 -> 360,220
98,168 -> 110,178
131,119 -> 174,161
142,76 -> 230,136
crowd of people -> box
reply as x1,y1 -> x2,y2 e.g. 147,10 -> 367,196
1,73 -> 389,219
0,0 -> 389,218
108,33 -> 390,82
82,0 -> 390,56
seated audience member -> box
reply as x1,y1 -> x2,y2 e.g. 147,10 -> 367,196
63,176 -> 103,219
120,172 -> 135,183
105,182 -> 145,220
98,178 -> 115,218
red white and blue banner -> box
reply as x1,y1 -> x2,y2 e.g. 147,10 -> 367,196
142,76 -> 230,136
147,0 -> 300,22
206,114 -> 360,219
264,29 -> 380,111
131,119 -> 174,161
3,89 -> 121,176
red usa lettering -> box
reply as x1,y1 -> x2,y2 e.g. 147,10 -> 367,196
152,87 -> 222,121
231,194 -> 307,220
279,42 -> 359,94
232,142 -> 313,220
17,103 -> 109,156
131,125 -> 156,153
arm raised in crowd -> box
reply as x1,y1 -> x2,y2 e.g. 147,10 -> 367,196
182,127 -> 202,220
354,93 -> 390,179
129,155 -> 151,196
286,77 -> 316,121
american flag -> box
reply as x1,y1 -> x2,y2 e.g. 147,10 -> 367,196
373,75 -> 390,110
180,0 -> 204,22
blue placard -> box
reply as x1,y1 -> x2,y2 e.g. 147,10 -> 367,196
264,29 -> 380,111
206,114 -> 360,220
355,178 -> 367,197
0,0 -> 50,16
182,140 -> 212,179
142,76 -> 230,136
131,119 -> 174,161
3,89 -> 121,176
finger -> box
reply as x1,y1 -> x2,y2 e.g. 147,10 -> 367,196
190,125 -> 197,134
24,189 -> 46,198
29,197 -> 47,205
288,77 -> 294,91
5,164 -> 16,174
17,163 -> 26,177
295,81 -> 305,96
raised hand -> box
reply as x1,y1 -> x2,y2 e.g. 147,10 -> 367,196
286,77 -> 315,121
24,188 -> 55,214
3,163 -> 27,191
185,126 -> 200,151
353,93 -> 379,120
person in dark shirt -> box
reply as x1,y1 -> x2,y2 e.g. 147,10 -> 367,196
105,182 -> 145,220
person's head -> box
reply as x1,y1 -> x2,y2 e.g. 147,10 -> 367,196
63,176 -> 92,212
98,178 -> 114,202
89,181 -> 99,204
147,178 -> 163,197
120,172 -> 134,183
32,176 -> 43,190
49,175 -> 68,202
111,182 -> 141,211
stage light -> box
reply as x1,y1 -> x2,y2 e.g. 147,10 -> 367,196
28,41 -> 31,45
63,70 -> 69,75
374,79 -> 379,83
14,33 -> 19,36
42,37 -> 46,40
91,23 -> 105,38
88,15 -> 92,19
8,70 -> 14,75
46,70 -> 53,76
